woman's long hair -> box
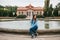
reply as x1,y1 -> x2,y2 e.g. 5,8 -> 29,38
32,15 -> 37,23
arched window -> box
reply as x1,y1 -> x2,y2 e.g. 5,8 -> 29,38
40,11 -> 41,15
29,12 -> 31,16
27,12 -> 28,16
32,12 -> 34,15
37,11 -> 39,15
22,12 -> 23,15
19,12 -> 20,15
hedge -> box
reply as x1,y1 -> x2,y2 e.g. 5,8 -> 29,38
36,15 -> 45,18
16,15 -> 27,18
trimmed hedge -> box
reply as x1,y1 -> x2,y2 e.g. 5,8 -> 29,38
36,15 -> 45,18
16,15 -> 27,18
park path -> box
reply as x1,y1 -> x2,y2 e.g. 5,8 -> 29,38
0,32 -> 60,40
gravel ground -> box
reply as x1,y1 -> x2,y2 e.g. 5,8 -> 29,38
0,32 -> 60,40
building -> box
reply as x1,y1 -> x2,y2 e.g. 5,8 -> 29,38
16,4 -> 44,18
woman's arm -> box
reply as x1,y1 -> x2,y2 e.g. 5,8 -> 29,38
32,21 -> 37,27
31,20 -> 37,27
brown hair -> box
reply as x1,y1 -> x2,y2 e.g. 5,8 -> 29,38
32,15 -> 36,21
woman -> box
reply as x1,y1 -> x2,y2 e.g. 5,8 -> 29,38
29,15 -> 38,38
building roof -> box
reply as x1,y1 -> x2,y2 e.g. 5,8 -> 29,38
17,4 -> 44,11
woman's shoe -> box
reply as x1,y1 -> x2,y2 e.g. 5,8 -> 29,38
31,34 -> 34,39
35,33 -> 38,38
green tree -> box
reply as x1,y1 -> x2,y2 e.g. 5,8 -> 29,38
44,0 -> 50,17
53,6 -> 58,16
5,6 -> 17,17
48,4 -> 53,17
0,5 -> 4,16
57,3 -> 60,16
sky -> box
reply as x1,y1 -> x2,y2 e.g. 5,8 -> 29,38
0,0 -> 60,8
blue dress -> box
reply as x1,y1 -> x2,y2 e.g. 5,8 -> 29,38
30,19 -> 38,35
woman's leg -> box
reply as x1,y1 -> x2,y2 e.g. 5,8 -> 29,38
29,26 -> 38,38
34,26 -> 38,33
34,26 -> 38,37
30,28 -> 34,35
30,28 -> 35,38
30,26 -> 38,34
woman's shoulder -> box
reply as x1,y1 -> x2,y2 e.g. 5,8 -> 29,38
36,19 -> 38,21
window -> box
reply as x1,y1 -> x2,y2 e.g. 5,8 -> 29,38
32,12 -> 34,15
29,12 -> 31,16
37,11 -> 39,15
27,12 -> 28,16
19,12 -> 20,15
22,12 -> 23,15
40,12 -> 41,15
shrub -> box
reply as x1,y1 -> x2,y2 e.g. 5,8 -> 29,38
36,15 -> 45,18
16,15 -> 27,18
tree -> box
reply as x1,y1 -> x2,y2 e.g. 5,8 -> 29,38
48,4 -> 53,17
0,5 -> 17,17
57,3 -> 60,16
57,3 -> 60,10
44,0 -> 50,17
0,5 -> 4,16
5,6 -> 17,17
53,6 -> 58,16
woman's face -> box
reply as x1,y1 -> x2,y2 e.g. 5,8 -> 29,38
34,15 -> 36,19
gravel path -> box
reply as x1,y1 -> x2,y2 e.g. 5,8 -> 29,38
0,32 -> 60,40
